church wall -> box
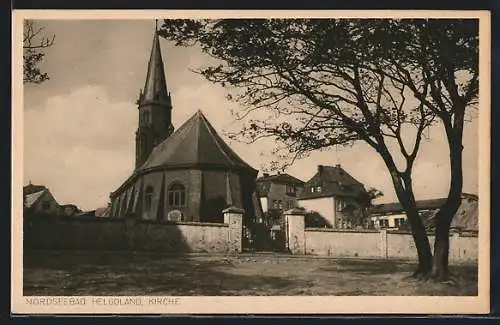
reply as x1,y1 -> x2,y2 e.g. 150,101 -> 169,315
200,170 -> 228,223
162,169 -> 202,222
229,171 -> 243,208
239,172 -> 260,225
111,168 -> 259,224
141,172 -> 164,220
139,169 -> 202,222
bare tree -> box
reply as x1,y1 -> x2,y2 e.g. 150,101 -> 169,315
159,19 -> 478,279
23,20 -> 55,84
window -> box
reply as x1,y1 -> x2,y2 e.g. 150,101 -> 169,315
272,200 -> 278,208
278,200 -> 283,210
395,218 -> 406,229
167,183 -> 186,207
337,200 -> 348,212
143,111 -> 151,125
310,186 -> 322,193
394,218 -> 401,228
379,219 -> 389,228
285,184 -> 296,194
286,200 -> 295,210
145,186 -> 154,211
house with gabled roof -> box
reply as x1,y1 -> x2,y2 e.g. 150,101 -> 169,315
297,164 -> 369,229
256,172 -> 305,216
23,183 -> 60,216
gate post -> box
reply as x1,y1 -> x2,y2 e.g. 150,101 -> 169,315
284,208 -> 306,255
223,206 -> 245,253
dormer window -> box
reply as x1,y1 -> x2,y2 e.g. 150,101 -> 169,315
310,186 -> 322,193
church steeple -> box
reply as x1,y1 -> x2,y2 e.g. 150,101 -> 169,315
135,21 -> 174,169
140,21 -> 169,105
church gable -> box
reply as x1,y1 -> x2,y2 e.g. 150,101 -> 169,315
138,110 -> 257,172
109,28 -> 262,225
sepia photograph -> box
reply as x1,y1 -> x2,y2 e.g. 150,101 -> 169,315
12,10 -> 490,314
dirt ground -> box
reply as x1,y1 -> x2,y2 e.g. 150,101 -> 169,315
23,251 -> 478,296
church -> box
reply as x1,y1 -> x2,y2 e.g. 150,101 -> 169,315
109,28 -> 262,225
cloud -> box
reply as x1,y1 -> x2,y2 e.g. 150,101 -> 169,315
24,85 -> 137,210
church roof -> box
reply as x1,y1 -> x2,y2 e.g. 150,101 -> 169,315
137,110 -> 257,172
139,29 -> 170,105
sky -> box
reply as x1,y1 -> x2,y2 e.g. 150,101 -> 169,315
23,19 -> 479,211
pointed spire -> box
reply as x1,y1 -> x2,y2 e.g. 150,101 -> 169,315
140,22 -> 169,105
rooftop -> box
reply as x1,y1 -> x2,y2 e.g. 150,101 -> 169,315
24,190 -> 46,208
256,173 -> 305,197
371,198 -> 448,215
298,164 -> 367,200
138,110 -> 256,172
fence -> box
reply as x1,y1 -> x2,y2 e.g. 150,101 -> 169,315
23,207 -> 244,254
285,208 -> 478,263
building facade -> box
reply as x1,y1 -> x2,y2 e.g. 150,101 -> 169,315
256,172 -> 305,214
297,164 -> 369,229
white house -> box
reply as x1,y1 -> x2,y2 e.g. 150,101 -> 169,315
296,164 -> 369,229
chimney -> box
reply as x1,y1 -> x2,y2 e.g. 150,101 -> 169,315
336,164 -> 341,168
263,173 -> 269,177
318,165 -> 324,174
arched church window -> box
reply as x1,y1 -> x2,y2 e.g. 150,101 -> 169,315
143,111 -> 151,125
145,186 -> 154,211
167,183 -> 186,207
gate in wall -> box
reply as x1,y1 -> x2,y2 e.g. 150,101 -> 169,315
242,218 -> 289,253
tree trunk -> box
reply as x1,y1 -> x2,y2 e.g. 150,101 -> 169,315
380,152 -> 433,278
406,207 -> 433,277
431,213 -> 452,279
431,121 -> 464,280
